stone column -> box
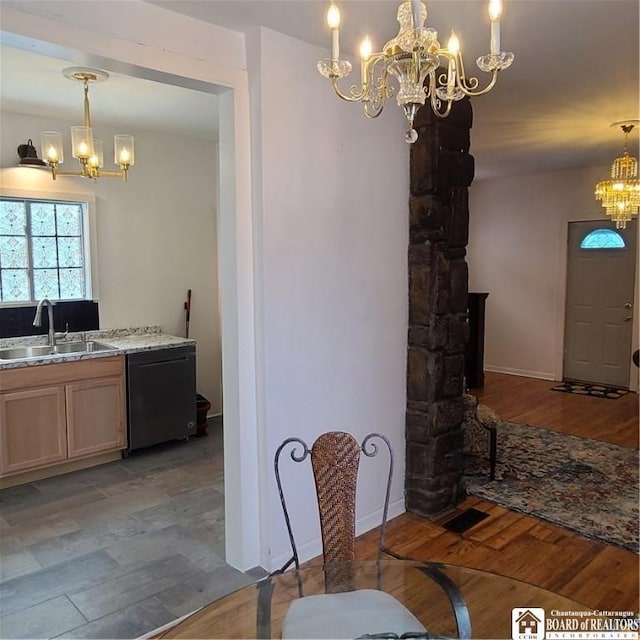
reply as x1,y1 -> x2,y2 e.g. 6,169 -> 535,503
405,98 -> 474,517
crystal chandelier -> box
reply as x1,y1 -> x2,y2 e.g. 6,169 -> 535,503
595,121 -> 639,229
40,67 -> 135,181
317,0 -> 514,143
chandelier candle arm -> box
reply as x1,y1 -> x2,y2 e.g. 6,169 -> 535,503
430,82 -> 453,119
330,75 -> 363,103
317,0 -> 514,142
457,54 -> 499,96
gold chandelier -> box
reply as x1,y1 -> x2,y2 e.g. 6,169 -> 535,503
317,0 -> 514,143
40,67 -> 134,181
595,121 -> 639,229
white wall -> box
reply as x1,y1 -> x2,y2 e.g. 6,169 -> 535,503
468,165 -> 639,389
0,110 -> 222,412
247,28 -> 410,569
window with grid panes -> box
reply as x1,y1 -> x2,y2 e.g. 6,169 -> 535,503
0,197 -> 88,303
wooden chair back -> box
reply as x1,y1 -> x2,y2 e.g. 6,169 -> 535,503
274,431 -> 393,573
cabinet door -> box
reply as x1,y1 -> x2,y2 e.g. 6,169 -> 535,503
66,376 -> 126,459
0,386 -> 67,476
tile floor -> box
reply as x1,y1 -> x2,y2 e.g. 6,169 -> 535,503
0,420 -> 264,639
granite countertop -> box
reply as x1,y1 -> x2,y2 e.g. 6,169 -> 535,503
0,326 -> 196,370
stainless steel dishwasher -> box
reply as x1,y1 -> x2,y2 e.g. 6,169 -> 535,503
126,345 -> 197,452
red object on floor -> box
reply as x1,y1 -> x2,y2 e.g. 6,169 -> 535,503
196,394 -> 211,436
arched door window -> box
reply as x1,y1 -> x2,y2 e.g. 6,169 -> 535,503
580,228 -> 626,250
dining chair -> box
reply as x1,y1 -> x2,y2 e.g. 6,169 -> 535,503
275,431 -> 393,572
257,431 -> 471,639
261,431 -> 423,639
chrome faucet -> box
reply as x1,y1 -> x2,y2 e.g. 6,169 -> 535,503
33,298 -> 56,349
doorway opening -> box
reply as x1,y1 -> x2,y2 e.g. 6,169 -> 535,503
0,26 -> 261,570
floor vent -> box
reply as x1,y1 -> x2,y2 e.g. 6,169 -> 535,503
442,507 -> 490,534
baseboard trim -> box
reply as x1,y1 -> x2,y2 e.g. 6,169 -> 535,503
268,497 -> 405,572
484,365 -> 556,381
0,450 -> 123,489
356,497 -> 405,537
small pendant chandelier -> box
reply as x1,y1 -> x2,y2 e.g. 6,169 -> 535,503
317,0 -> 514,143
595,121 -> 640,229
39,67 -> 135,182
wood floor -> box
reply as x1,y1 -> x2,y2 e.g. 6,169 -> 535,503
474,371 -> 639,447
356,372 -> 639,613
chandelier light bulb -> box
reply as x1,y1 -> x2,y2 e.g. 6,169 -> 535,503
41,131 -> 64,166
489,0 -> 502,21
90,139 -> 104,171
360,36 -> 373,60
448,31 -> 460,54
327,4 -> 340,29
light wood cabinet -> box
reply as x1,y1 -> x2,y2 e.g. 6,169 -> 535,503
66,376 -> 125,459
0,386 -> 67,474
0,355 -> 126,478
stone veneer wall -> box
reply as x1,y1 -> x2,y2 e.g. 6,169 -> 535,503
405,98 -> 474,517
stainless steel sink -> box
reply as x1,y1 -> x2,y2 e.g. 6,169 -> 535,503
53,341 -> 114,354
0,345 -> 53,360
0,341 -> 115,361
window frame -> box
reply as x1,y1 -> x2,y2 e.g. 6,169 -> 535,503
0,187 -> 99,307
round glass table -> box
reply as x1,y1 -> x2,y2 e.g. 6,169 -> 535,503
154,559 -> 618,639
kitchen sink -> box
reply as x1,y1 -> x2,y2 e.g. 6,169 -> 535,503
52,341 -> 114,354
0,341 -> 115,360
0,345 -> 53,360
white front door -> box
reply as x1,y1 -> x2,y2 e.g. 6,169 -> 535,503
563,220 -> 637,388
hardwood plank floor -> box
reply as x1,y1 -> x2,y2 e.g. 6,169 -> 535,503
473,371 -> 638,447
356,372 -> 639,613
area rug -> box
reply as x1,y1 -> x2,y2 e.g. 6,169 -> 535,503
464,422 -> 639,553
551,381 -> 629,400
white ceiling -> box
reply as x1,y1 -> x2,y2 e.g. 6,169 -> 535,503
0,45 -> 220,142
1,0 -> 639,180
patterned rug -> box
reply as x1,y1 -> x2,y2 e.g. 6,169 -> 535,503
464,423 -> 639,553
551,381 -> 629,400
